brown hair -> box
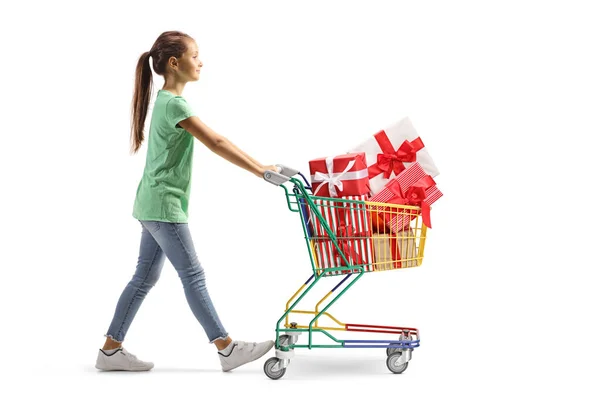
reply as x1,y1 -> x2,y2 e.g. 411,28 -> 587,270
130,31 -> 194,154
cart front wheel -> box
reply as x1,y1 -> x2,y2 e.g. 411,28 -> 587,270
264,357 -> 286,380
386,353 -> 409,374
386,347 -> 402,356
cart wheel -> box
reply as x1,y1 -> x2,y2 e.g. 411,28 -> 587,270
278,335 -> 291,347
386,353 -> 409,374
264,357 -> 286,380
386,347 -> 402,356
387,333 -> 406,356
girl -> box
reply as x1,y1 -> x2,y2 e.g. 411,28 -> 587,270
96,31 -> 276,372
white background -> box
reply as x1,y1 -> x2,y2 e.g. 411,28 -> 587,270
1,0 -> 599,398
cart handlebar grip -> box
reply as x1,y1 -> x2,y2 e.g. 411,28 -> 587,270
263,164 -> 299,186
275,164 -> 300,177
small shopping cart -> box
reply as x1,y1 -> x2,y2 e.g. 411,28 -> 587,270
262,165 -> 428,380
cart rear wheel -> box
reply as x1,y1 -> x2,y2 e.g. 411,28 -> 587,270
278,335 -> 290,347
264,357 -> 286,380
279,334 -> 299,347
386,353 -> 409,374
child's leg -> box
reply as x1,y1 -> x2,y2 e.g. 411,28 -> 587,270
102,336 -> 122,351
148,221 -> 229,345
213,337 -> 233,351
103,220 -> 166,348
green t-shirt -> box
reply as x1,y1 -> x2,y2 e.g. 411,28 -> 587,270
132,90 -> 197,223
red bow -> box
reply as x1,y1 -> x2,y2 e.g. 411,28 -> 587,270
381,175 -> 435,228
368,132 -> 425,179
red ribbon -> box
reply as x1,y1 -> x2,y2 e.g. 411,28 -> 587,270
380,175 -> 435,228
335,224 -> 370,269
368,131 -> 425,179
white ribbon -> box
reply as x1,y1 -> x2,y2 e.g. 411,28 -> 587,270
312,156 -> 367,197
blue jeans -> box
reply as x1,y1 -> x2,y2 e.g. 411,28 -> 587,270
105,220 -> 229,343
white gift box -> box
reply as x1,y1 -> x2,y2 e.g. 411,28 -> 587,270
348,116 -> 440,195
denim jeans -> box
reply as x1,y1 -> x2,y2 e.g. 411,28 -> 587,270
105,220 -> 228,343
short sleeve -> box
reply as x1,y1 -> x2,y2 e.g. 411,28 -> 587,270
166,97 -> 196,128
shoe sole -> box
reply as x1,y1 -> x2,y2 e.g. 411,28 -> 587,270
95,363 -> 154,372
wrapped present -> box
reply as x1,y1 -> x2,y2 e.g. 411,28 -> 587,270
348,117 -> 440,195
370,162 -> 443,230
309,198 -> 342,275
336,196 -> 375,274
309,153 -> 370,198
310,195 -> 375,275
369,209 -> 392,234
372,231 -> 419,271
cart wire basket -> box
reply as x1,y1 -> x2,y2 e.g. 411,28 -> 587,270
262,165 -> 428,380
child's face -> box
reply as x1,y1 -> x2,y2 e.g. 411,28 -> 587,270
177,40 -> 203,82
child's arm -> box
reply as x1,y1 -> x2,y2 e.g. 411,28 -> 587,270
178,116 -> 268,178
219,136 -> 264,171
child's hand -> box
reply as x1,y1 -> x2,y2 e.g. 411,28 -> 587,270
256,165 -> 280,179
263,165 -> 280,173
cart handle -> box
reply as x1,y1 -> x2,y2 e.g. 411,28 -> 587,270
263,164 -> 299,186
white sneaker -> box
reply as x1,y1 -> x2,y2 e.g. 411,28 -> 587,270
95,347 -> 154,371
219,340 -> 274,372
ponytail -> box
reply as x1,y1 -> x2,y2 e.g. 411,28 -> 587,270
130,51 -> 153,154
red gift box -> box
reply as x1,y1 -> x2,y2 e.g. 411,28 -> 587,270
370,162 -> 443,230
309,153 -> 370,198
310,195 -> 375,275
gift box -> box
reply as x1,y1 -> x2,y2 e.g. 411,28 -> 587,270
310,195 -> 375,275
309,198 -> 342,275
309,153 -> 370,198
348,117 -> 439,195
369,209 -> 392,234
336,196 -> 375,274
372,231 -> 419,271
370,162 -> 443,230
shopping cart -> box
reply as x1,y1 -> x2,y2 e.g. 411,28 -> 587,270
262,165 -> 428,380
